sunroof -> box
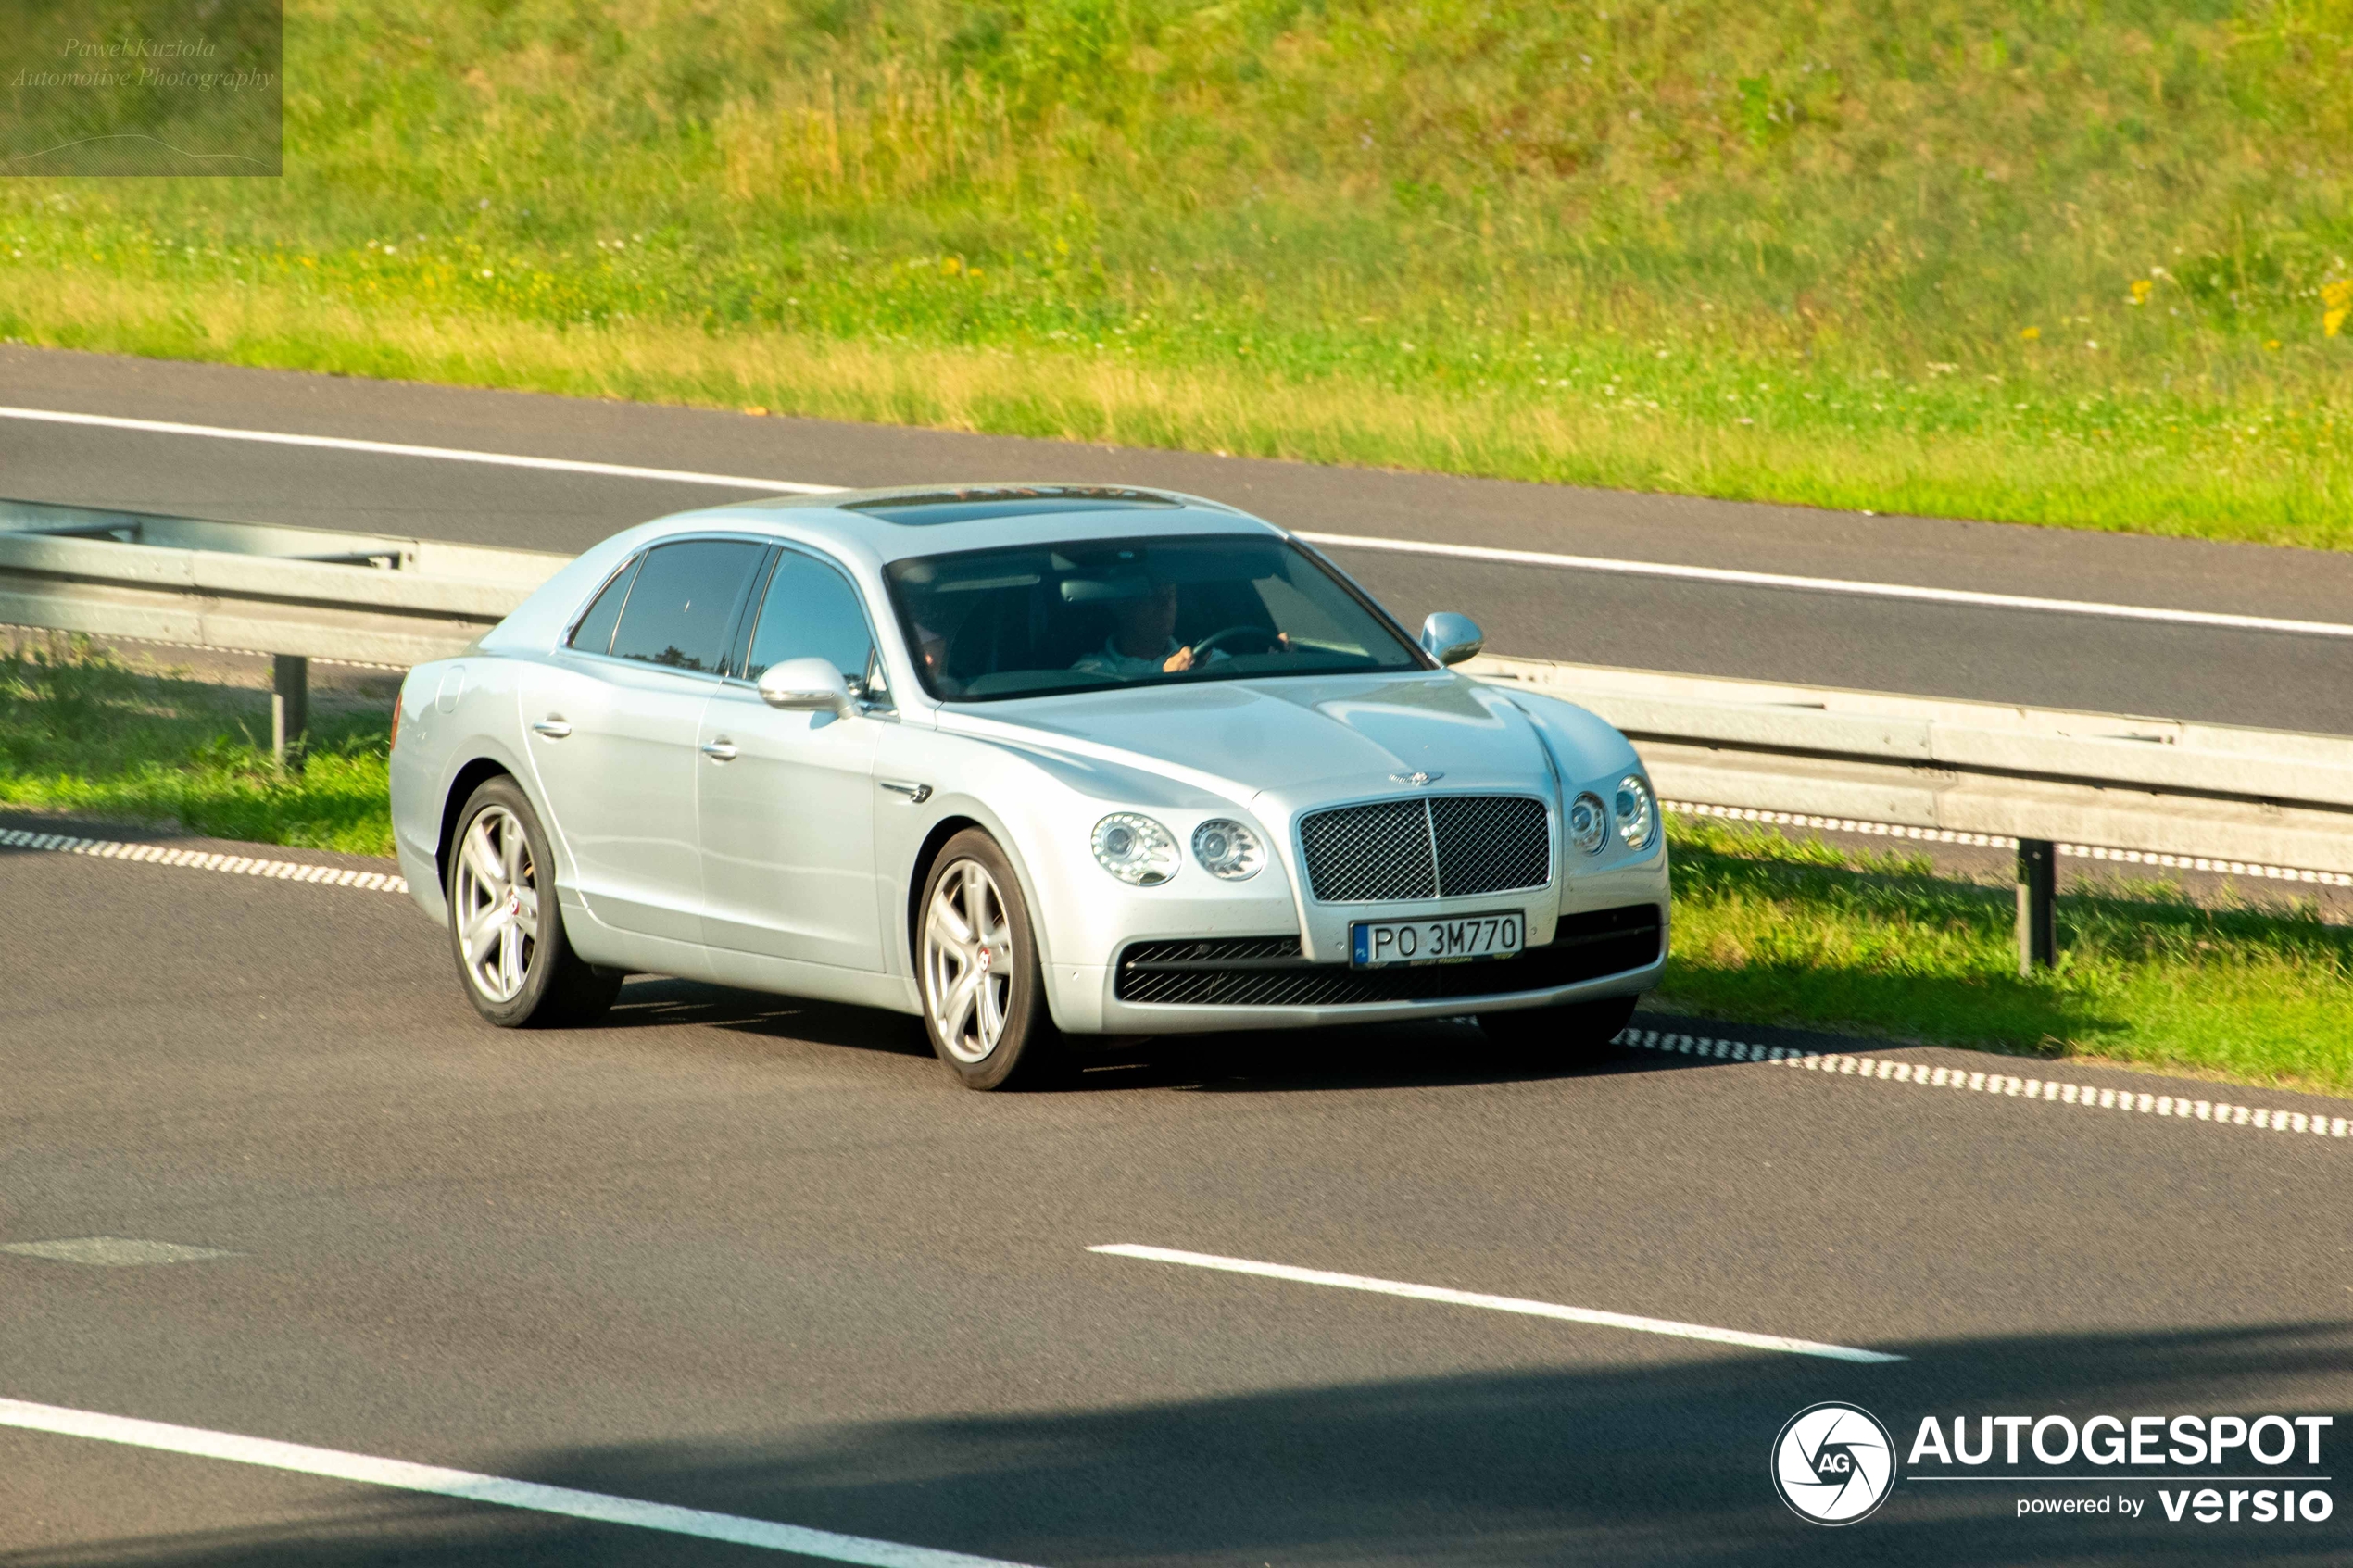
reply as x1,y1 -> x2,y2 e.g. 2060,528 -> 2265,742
841,486 -> 1181,526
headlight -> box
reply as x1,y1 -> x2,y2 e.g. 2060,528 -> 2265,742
1092,812 -> 1179,885
1567,791 -> 1607,855
1191,818 -> 1265,880
1614,773 -> 1656,849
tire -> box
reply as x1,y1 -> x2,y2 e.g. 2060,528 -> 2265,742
446,774 -> 621,1029
1478,992 -> 1640,1064
916,829 -> 1065,1090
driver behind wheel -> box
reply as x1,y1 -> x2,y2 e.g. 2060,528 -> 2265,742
1070,580 -> 1288,678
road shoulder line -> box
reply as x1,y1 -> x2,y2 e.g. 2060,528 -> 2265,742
1621,1026 -> 2351,1144
0,825 -> 408,893
0,1397 -> 1031,1567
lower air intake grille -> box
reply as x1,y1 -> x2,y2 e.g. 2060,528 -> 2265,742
1298,795 -> 1550,902
1114,904 -> 1663,1007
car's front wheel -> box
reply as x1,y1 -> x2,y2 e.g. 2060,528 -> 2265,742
918,829 -> 1064,1090
447,775 -> 620,1028
1478,993 -> 1640,1064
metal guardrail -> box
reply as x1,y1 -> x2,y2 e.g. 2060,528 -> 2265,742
0,499 -> 569,759
6,500 -> 2347,970
1468,654 -> 2353,969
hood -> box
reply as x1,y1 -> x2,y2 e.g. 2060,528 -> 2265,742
964,671 -> 1558,802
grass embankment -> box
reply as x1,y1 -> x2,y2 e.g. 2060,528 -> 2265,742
5,1 -> 2352,545
1661,819 -> 2353,1095
6,643 -> 2347,1091
0,635 -> 393,855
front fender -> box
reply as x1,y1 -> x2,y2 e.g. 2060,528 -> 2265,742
871,721 -> 1298,1034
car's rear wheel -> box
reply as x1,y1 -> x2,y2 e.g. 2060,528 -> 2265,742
918,829 -> 1063,1089
447,775 -> 620,1028
1478,993 -> 1640,1063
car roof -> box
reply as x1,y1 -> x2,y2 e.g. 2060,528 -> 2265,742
667,483 -> 1283,567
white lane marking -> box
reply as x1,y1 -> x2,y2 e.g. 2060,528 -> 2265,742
0,1397 -> 1034,1566
1,1237 -> 235,1266
1618,1026 -> 2353,1143
1298,530 -> 2353,642
0,826 -> 408,893
1666,801 -> 2353,889
8,405 -> 2346,642
0,407 -> 843,495
1088,1243 -> 1903,1364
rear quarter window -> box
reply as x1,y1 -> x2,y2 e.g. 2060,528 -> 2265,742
567,554 -> 641,656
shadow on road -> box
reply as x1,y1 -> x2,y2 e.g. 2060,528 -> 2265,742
8,1322 -> 2347,1566
586,976 -> 1965,1098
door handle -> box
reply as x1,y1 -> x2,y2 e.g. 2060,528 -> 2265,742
700,740 -> 740,762
878,779 -> 933,803
531,718 -> 573,739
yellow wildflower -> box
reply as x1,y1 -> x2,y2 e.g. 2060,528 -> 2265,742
2129,279 -> 2153,305
2019,325 -> 2040,341
2325,281 -> 2352,337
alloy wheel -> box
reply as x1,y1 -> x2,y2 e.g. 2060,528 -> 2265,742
453,804 -> 540,1003
923,859 -> 1013,1063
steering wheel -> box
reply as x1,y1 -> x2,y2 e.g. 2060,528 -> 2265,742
1187,624 -> 1287,660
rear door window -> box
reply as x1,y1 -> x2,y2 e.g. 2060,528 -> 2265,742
606,539 -> 767,674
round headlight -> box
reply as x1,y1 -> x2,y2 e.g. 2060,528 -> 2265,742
1567,791 -> 1608,855
1092,812 -> 1179,885
1614,773 -> 1656,849
1191,819 -> 1265,880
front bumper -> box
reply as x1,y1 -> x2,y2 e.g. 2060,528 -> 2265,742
1050,902 -> 1667,1035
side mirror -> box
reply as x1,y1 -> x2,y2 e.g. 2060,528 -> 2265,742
1418,611 -> 1486,667
757,656 -> 855,715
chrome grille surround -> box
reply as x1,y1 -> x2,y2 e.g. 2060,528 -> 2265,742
1297,794 -> 1552,902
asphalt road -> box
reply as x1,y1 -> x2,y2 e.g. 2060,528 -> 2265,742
5,350 -> 2351,1563
6,346 -> 2352,733
4,832 -> 2349,1565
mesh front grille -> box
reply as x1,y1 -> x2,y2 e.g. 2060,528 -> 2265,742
1298,796 -> 1550,902
1430,796 -> 1552,897
1299,799 -> 1436,901
1114,905 -> 1663,1007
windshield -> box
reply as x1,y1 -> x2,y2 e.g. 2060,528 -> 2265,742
885,534 -> 1428,701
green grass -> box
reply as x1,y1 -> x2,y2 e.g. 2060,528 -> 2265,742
5,1 -> 2353,545
0,635 -> 394,855
1660,817 -> 2353,1095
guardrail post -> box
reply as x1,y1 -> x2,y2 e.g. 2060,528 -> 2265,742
2016,838 -> 2057,973
271,654 -> 309,767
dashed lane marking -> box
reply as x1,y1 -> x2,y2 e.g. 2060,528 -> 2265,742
0,1397 -> 1035,1566
0,826 -> 408,893
1090,1243 -> 1904,1363
1,1237 -> 236,1266
1620,1026 -> 2352,1145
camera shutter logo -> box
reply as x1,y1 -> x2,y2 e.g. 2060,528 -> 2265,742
1772,1402 -> 1896,1525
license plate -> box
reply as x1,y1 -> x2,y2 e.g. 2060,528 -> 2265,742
1350,911 -> 1525,968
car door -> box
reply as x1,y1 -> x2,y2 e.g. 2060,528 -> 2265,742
697,545 -> 887,970
520,536 -> 767,943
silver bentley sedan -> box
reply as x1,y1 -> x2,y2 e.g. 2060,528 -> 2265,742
388,484 -> 1669,1088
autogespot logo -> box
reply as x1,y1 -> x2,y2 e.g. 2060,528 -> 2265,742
1773,1403 -> 1897,1525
